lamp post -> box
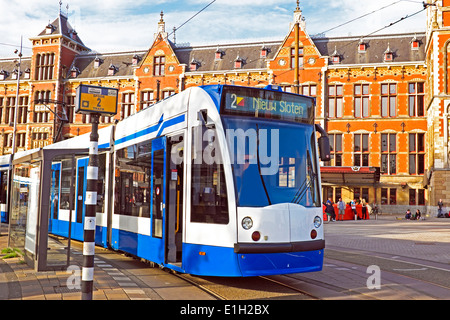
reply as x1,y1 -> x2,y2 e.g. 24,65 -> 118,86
11,36 -> 22,156
5,37 -> 22,244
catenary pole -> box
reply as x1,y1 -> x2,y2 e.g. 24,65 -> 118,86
81,113 -> 99,300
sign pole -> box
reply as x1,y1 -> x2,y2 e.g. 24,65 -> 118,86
81,113 -> 99,300
75,84 -> 117,300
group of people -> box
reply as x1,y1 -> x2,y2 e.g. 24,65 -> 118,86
404,209 -> 422,220
323,197 -> 369,222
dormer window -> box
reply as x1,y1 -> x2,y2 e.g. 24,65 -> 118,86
0,69 -> 8,81
70,30 -> 78,40
235,56 -> 244,69
190,59 -> 200,71
94,57 -> 103,68
384,43 -> 393,62
70,66 -> 80,78
132,54 -> 141,66
261,45 -> 270,58
358,39 -> 367,53
215,48 -> 224,60
331,46 -> 341,64
24,68 -> 30,79
108,64 -> 118,76
411,36 -> 420,50
11,69 -> 21,80
46,23 -> 55,34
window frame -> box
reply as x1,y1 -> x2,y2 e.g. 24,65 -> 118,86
354,84 -> 370,118
153,55 -> 166,76
381,83 -> 397,117
328,84 -> 343,118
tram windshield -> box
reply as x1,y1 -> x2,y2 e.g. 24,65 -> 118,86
222,116 -> 320,208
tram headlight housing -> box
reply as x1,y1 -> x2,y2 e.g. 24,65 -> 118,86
314,216 -> 322,228
242,217 -> 253,230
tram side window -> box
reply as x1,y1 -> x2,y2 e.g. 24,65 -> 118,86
96,153 -> 106,213
0,172 -> 7,204
191,126 -> 229,224
114,142 -> 151,217
60,160 -> 73,210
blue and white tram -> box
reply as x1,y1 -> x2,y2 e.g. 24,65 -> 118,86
110,84 -> 327,277
47,125 -> 114,248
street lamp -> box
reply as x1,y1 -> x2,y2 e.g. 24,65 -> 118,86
11,36 -> 22,155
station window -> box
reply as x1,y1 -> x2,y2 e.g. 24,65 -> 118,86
153,56 -> 165,76
409,133 -> 425,175
381,83 -> 397,117
327,133 -> 342,167
290,47 -> 304,69
328,85 -> 343,118
408,82 -> 424,117
381,133 -> 396,175
354,187 -> 369,203
301,84 -> 317,97
381,188 -> 396,205
354,133 -> 369,167
409,189 -> 425,206
354,84 -> 369,118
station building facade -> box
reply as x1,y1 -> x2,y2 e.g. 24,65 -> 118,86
0,1 -> 448,214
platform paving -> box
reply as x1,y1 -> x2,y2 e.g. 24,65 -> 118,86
0,223 -> 214,300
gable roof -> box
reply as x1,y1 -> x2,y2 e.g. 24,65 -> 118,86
69,51 -> 141,79
313,32 -> 426,65
36,13 -> 86,47
174,40 -> 281,72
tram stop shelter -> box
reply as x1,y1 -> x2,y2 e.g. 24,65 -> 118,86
7,126 -> 113,271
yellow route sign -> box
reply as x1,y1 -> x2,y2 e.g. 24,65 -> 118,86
75,84 -> 118,116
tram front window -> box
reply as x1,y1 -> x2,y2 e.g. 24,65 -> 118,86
223,117 -> 320,208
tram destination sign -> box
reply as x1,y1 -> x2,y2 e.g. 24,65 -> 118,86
75,84 -> 118,116
222,86 -> 314,123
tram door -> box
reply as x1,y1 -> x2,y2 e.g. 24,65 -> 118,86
73,157 -> 88,241
167,134 -> 184,266
151,137 -> 166,264
49,163 -> 61,234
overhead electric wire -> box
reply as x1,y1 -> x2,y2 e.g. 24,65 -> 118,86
320,0 -> 404,35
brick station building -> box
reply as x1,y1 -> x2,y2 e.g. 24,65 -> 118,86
0,1 -> 449,215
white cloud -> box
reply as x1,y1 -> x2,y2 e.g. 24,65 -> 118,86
0,0 -> 428,57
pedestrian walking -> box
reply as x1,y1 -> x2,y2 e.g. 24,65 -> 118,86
351,199 -> 357,220
361,199 -> 368,220
437,199 -> 444,217
337,198 -> 346,221
325,198 -> 336,222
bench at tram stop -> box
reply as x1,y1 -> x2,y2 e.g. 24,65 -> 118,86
323,204 -> 370,222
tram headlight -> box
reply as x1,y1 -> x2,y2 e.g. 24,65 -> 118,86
241,217 -> 253,230
314,216 -> 322,228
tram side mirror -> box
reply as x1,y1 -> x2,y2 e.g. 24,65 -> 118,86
198,109 -> 215,129
318,136 -> 331,162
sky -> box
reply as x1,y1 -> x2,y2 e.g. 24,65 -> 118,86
0,0 -> 428,58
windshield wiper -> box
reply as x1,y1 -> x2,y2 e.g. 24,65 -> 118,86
291,150 -> 316,205
256,124 -> 272,206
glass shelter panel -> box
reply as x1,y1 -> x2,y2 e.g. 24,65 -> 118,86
9,162 -> 41,265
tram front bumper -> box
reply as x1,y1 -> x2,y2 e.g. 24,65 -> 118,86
234,240 -> 325,277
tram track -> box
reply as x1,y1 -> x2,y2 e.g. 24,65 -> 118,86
174,272 -> 319,300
